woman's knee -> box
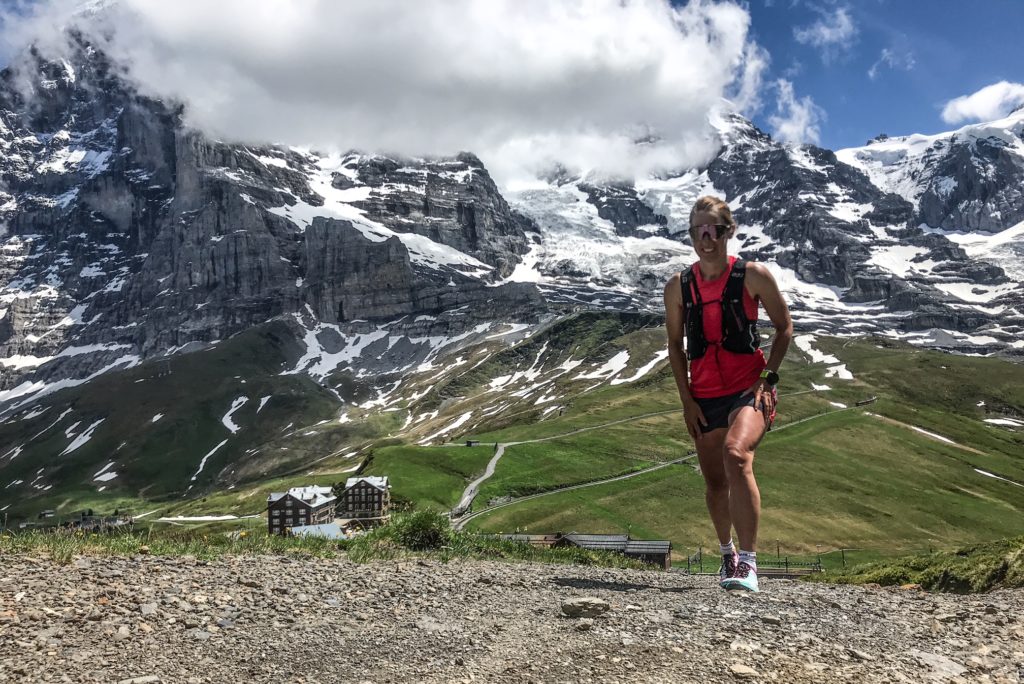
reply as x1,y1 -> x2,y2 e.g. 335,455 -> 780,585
723,440 -> 753,475
704,475 -> 729,496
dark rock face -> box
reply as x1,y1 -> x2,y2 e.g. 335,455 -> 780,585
917,137 -> 1024,232
349,152 -> 534,277
577,181 -> 668,237
302,217 -> 542,323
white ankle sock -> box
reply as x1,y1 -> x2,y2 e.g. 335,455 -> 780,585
739,550 -> 757,569
720,540 -> 735,556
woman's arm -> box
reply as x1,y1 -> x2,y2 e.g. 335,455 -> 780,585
665,273 -> 706,439
741,262 -> 793,423
746,262 -> 793,373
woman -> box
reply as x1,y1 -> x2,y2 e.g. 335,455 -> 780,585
664,196 -> 792,592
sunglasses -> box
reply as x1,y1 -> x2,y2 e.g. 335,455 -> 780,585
690,224 -> 731,241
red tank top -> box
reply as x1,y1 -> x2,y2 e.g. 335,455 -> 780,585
687,256 -> 766,399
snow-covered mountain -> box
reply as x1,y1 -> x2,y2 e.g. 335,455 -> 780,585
1,37 -> 1023,508
501,108 -> 1023,354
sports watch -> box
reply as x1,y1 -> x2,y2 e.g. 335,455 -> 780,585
759,369 -> 780,387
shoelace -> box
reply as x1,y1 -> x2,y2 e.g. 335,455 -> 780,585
733,561 -> 754,579
721,555 -> 737,577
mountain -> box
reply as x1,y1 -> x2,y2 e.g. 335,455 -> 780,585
1,37 -> 1022,514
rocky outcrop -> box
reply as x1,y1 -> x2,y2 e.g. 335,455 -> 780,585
349,152 -> 534,276
578,180 -> 668,237
918,137 -> 1024,232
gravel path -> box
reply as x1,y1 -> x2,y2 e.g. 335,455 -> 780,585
2,554 -> 1022,683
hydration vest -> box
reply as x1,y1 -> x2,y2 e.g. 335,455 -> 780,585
680,259 -> 761,361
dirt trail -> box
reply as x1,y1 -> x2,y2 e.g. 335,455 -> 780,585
2,554 -> 1021,683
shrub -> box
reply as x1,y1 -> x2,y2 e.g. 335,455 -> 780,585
386,509 -> 453,550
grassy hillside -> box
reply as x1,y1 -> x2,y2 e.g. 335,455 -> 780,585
452,331 -> 1024,558
2,311 -> 1022,566
0,322 -> 346,521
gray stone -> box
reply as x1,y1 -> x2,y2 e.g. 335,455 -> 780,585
560,597 -> 610,618
730,663 -> 759,678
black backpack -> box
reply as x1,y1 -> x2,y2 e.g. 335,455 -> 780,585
680,259 -> 761,361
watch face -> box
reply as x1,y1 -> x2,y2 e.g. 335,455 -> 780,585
764,370 -> 779,385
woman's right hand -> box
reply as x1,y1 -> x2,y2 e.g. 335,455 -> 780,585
681,397 -> 707,441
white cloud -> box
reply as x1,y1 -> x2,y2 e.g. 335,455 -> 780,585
767,78 -> 824,145
867,47 -> 915,80
793,6 -> 856,63
941,81 -> 1024,124
729,41 -> 771,115
3,0 -> 769,187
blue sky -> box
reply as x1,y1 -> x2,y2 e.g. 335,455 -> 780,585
743,0 -> 1024,150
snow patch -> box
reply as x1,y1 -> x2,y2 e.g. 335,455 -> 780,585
60,418 -> 104,456
610,350 -> 668,385
974,469 -> 1024,488
191,439 -> 229,481
576,350 -> 630,381
419,411 -> 473,444
984,418 -> 1024,427
221,397 -> 249,434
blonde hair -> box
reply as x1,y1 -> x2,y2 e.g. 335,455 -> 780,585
689,196 -> 736,229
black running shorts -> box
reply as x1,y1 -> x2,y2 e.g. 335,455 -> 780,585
693,388 -> 776,433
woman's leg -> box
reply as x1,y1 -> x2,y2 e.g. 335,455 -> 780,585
722,406 -> 769,552
694,427 -> 731,544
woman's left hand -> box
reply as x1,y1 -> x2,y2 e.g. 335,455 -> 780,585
745,378 -> 776,425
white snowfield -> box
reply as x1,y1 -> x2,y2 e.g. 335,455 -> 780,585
974,469 -> 1024,488
794,335 -> 854,380
92,460 -> 118,483
610,350 -> 669,385
418,411 -> 474,445
221,396 -> 249,434
60,418 -> 105,456
836,107 -> 1024,210
575,350 -> 631,381
190,439 -> 229,482
984,418 -> 1024,427
909,426 -> 956,445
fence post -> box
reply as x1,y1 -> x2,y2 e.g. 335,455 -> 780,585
841,548 -> 846,568
785,556 -> 789,573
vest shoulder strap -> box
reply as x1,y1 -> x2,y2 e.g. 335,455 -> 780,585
724,259 -> 748,302
680,266 -> 701,308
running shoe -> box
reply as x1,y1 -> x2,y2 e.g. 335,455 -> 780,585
718,552 -> 739,587
721,561 -> 759,592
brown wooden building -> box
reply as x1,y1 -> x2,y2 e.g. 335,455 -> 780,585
267,486 -> 336,536
491,532 -> 673,570
338,476 -> 391,524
